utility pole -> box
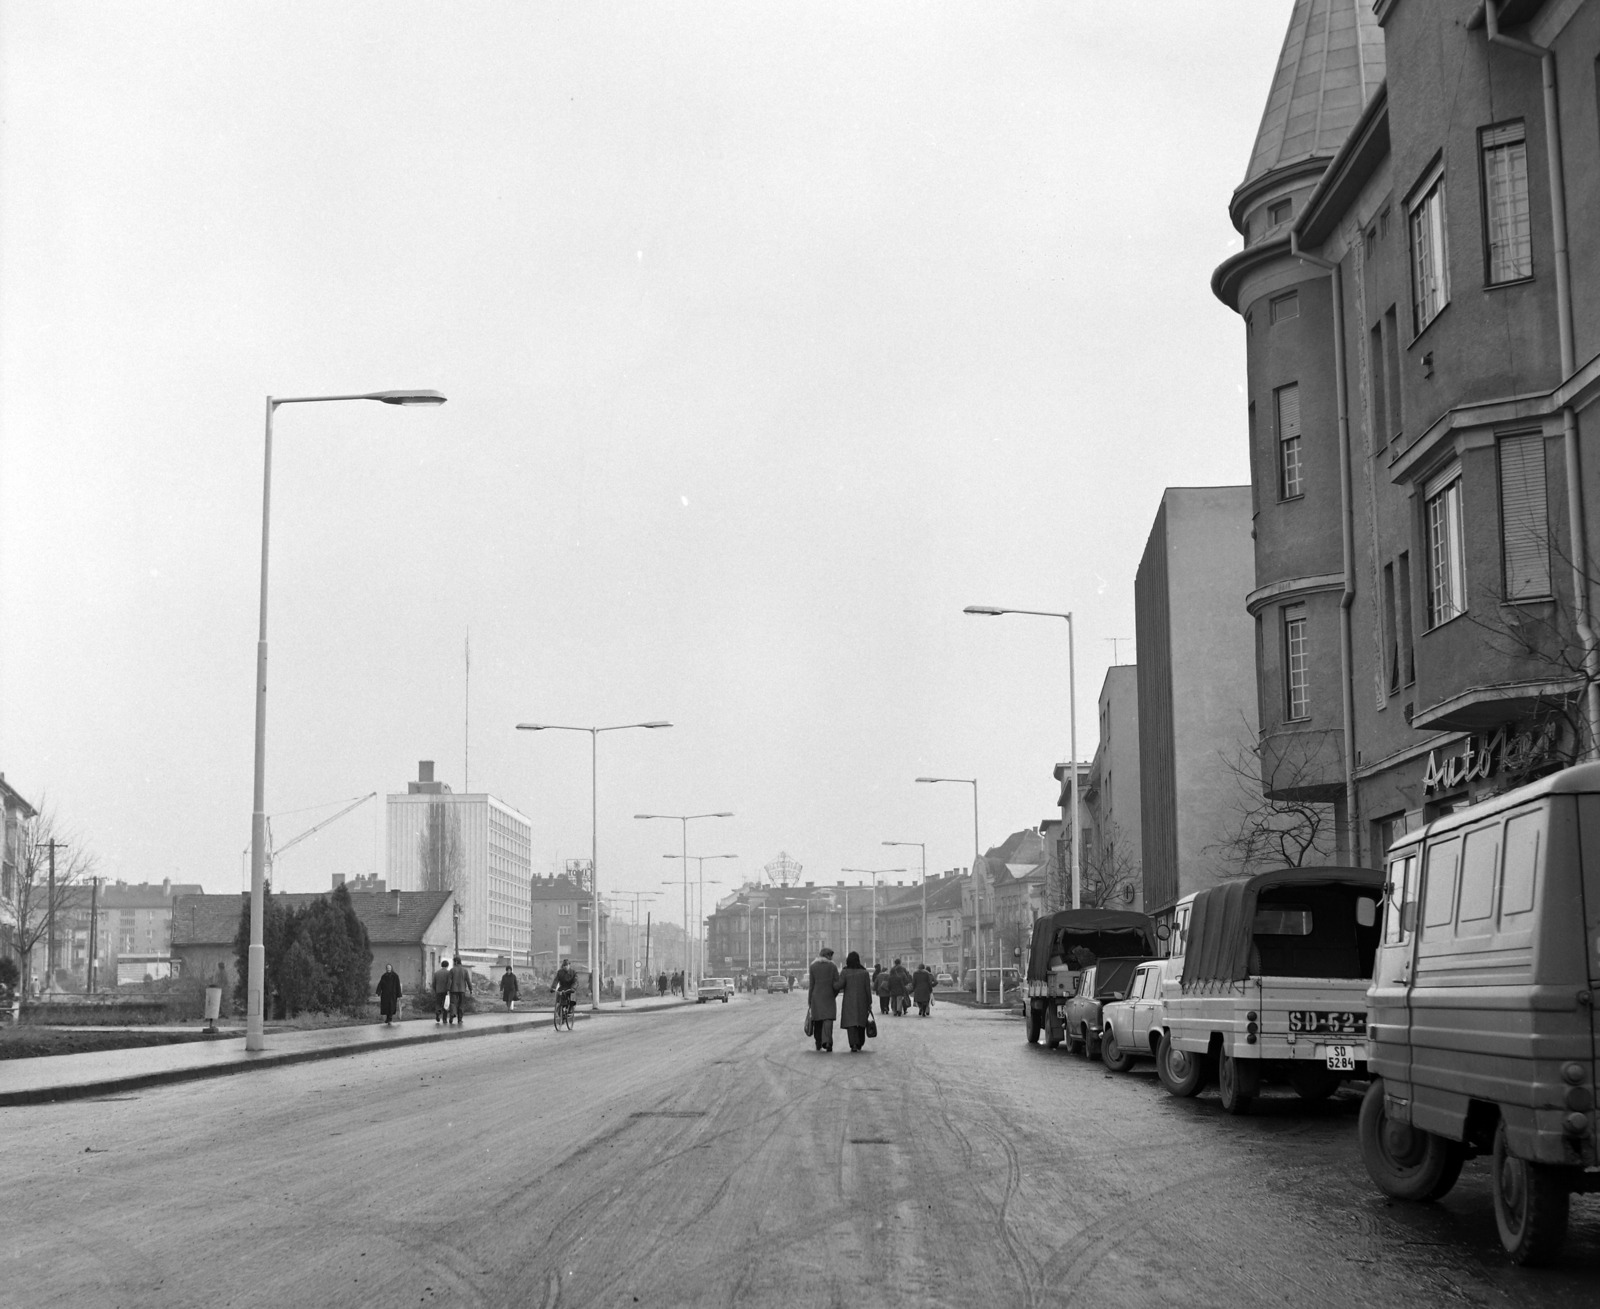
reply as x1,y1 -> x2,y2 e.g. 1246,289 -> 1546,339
36,839 -> 67,990
86,876 -> 100,993
644,913 -> 652,980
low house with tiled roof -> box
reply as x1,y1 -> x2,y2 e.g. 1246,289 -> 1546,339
170,885 -> 455,996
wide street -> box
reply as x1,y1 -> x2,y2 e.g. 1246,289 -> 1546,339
5,994 -> 1599,1308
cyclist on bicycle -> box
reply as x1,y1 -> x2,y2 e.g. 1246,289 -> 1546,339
551,958 -> 578,1014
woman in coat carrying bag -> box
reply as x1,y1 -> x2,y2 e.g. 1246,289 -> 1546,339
837,951 -> 875,1052
806,947 -> 839,1052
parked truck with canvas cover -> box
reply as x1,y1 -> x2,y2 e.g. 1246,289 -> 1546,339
1024,909 -> 1156,1048
1358,762 -> 1600,1266
1156,867 -> 1384,1115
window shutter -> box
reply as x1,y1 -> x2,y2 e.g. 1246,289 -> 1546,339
1277,384 -> 1300,438
1499,432 -> 1550,599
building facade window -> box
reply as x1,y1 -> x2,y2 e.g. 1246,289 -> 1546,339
1283,604 -> 1309,720
1481,121 -> 1532,284
1397,550 -> 1415,685
1276,383 -> 1303,499
1270,290 -> 1299,323
1268,197 -> 1293,226
1408,165 -> 1449,332
1498,431 -> 1551,599
1382,562 -> 1399,694
1425,464 -> 1467,626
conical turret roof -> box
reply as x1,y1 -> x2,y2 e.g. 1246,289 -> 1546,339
1242,0 -> 1385,188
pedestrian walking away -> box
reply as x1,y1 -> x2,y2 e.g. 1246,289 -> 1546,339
376,964 -> 403,1025
500,966 -> 520,1011
911,962 -> 934,1017
448,956 -> 472,1024
807,946 -> 838,1052
657,971 -> 668,997
837,950 -> 874,1052
873,963 -> 890,1015
888,958 -> 911,1017
431,957 -> 453,1023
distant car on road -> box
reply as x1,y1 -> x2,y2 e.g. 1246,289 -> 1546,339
766,974 -> 791,993
696,977 -> 734,1003
934,972 -> 954,987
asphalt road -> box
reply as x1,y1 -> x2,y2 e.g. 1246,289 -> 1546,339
5,994 -> 1598,1308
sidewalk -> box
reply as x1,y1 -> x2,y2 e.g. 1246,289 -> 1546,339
0,993 -> 695,1107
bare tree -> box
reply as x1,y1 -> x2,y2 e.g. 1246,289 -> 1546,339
13,799 -> 96,988
1209,724 -> 1338,878
1079,820 -> 1142,908
417,800 -> 464,907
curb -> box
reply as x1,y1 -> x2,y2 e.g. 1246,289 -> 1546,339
0,999 -> 697,1107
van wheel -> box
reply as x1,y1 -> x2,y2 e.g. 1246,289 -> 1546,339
1357,1079 -> 1465,1202
1101,1026 -> 1133,1073
1492,1120 -> 1569,1265
1289,1064 -> 1343,1102
1026,1005 -> 1042,1045
1217,1052 -> 1255,1115
1157,1030 -> 1205,1098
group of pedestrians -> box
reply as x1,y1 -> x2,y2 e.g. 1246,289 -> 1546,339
654,970 -> 685,997
806,950 -> 937,1053
427,956 -> 475,1024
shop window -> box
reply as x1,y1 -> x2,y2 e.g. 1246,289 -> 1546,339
1425,463 -> 1467,626
1499,431 -> 1551,600
1481,121 -> 1532,284
1283,604 -> 1310,720
1408,164 -> 1449,332
1276,383 -> 1303,499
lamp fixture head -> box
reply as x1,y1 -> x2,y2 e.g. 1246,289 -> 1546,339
371,389 -> 447,406
963,605 -> 1005,616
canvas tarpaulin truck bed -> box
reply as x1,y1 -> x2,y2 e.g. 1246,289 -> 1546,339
1026,910 -> 1156,982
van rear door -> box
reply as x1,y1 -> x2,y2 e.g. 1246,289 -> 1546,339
1578,796 -> 1600,1128
1370,847 -> 1419,1097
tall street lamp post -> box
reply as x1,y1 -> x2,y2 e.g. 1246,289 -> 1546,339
963,605 -> 1080,911
635,812 -> 733,990
246,387 -> 446,1052
663,853 -> 737,977
517,721 -> 672,1010
883,840 -> 927,965
916,776 -> 987,1003
841,868 -> 906,969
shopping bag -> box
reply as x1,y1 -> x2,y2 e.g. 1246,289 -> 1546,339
804,1014 -> 814,1038
866,1014 -> 878,1039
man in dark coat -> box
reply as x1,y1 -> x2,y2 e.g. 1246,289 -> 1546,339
888,959 -> 912,1016
431,957 -> 453,1023
806,946 -> 838,1052
500,967 -> 520,1010
911,963 -> 935,1017
376,965 -> 403,1025
874,964 -> 890,1014
448,956 -> 472,1024
657,971 -> 668,996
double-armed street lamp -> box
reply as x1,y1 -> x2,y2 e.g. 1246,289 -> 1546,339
246,387 -> 446,1052
963,604 -> 1080,911
663,853 -> 736,976
516,721 -> 672,1010
635,811 -> 733,990
841,867 -> 906,969
882,840 -> 928,966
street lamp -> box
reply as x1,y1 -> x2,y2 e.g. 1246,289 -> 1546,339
635,811 -> 733,989
663,853 -> 736,976
916,776 -> 987,1003
963,604 -> 1080,911
841,868 -> 906,969
517,721 -> 672,1010
882,840 -> 927,967
245,387 -> 446,1052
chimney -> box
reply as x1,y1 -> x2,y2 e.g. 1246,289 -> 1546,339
836,880 -> 844,887
332,873 -> 345,889
162,878 -> 171,896
390,888 -> 402,916
806,881 -> 814,888
419,761 -> 434,784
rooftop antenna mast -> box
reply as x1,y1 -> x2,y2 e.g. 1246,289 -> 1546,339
464,630 -> 471,793
1104,636 -> 1133,665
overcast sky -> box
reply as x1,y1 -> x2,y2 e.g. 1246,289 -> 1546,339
1,3 -> 1285,929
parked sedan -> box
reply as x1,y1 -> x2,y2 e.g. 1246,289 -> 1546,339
1099,959 -> 1169,1073
1061,956 -> 1153,1059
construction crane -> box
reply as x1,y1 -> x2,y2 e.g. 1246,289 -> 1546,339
240,792 -> 378,890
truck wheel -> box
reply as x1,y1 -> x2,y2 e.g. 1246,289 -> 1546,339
1101,1026 -> 1133,1073
1157,1030 -> 1205,1098
1357,1079 -> 1465,1202
1217,1052 -> 1255,1115
1492,1119 -> 1569,1266
1289,1064 -> 1342,1102
1045,1010 -> 1063,1050
1026,1004 -> 1042,1045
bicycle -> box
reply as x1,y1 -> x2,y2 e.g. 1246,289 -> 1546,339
553,990 -> 576,1031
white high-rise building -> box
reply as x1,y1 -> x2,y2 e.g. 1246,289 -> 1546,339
387,761 -> 533,969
